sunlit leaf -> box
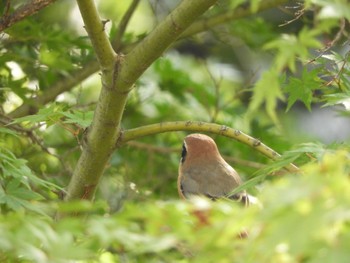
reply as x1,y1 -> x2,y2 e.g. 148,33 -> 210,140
62,110 -> 94,128
284,68 -> 322,111
12,103 -> 66,126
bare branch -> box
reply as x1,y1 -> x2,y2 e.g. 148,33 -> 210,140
0,0 -> 58,32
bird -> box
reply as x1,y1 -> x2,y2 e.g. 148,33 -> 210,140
178,133 -> 249,206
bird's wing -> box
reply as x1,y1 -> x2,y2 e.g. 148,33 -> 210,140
179,171 -> 201,198
199,162 -> 242,197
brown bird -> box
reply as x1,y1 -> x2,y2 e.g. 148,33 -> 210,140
178,133 -> 249,205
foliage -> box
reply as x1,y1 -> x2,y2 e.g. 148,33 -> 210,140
1,0 -> 350,262
1,148 -> 350,262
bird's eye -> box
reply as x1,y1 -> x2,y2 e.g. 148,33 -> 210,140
181,143 -> 187,163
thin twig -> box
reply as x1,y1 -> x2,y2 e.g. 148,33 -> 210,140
324,49 -> 350,88
278,3 -> 305,27
308,18 -> 347,64
202,60 -> 223,122
112,0 -> 141,50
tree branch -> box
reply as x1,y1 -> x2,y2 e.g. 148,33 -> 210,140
64,0 -> 218,201
0,0 -> 58,32
181,0 -> 289,38
118,121 -> 300,173
76,0 -> 116,70
9,61 -> 99,118
112,0 -> 141,51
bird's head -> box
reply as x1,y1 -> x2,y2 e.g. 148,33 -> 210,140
181,133 -> 221,165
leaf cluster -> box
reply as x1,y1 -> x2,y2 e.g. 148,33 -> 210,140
1,148 -> 350,262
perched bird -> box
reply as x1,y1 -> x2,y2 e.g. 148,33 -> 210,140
178,133 -> 249,205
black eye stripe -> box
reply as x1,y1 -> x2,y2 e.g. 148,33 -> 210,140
181,142 -> 187,163
180,182 -> 185,196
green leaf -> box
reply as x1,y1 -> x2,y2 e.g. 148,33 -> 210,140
0,147 -> 61,197
154,58 -> 203,101
12,103 -> 66,126
323,92 -> 350,107
39,45 -> 75,71
287,142 -> 329,160
264,28 -> 322,72
62,110 -> 94,128
228,173 -> 267,196
0,128 -> 19,137
7,180 -> 43,201
4,195 -> 24,211
284,68 -> 322,111
247,68 -> 285,124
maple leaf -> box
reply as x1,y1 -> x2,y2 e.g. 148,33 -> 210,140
284,68 -> 322,111
247,68 -> 285,124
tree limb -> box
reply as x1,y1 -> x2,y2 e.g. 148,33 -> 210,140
0,0 -> 58,32
76,0 -> 116,70
119,121 -> 300,173
9,61 -> 99,118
